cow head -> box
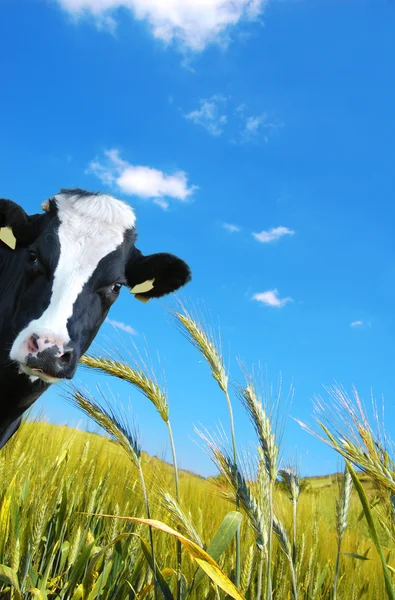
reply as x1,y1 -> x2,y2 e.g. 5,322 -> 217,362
1,189 -> 191,383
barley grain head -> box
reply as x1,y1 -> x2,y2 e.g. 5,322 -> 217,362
80,355 -> 169,423
195,425 -> 268,553
172,302 -> 228,393
65,385 -> 141,469
279,467 -> 301,504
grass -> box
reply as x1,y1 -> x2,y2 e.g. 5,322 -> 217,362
0,422 -> 391,598
0,306 -> 394,599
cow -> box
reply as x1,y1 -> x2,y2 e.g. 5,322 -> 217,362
0,188 -> 191,449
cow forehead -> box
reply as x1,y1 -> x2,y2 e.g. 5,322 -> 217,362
53,190 -> 136,231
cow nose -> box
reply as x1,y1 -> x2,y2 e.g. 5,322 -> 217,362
58,348 -> 74,366
25,333 -> 76,379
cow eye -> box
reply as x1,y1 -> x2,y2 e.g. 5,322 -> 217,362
28,250 -> 38,264
111,283 -> 122,294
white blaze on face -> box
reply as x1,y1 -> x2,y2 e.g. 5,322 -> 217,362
10,192 -> 136,365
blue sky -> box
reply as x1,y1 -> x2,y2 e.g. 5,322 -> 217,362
1,0 -> 394,477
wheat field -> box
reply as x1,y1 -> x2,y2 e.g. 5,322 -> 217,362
0,305 -> 393,599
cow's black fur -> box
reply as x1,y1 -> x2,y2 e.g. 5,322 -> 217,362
0,240 -> 52,448
0,190 -> 191,449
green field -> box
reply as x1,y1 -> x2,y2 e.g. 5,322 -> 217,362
0,307 -> 393,599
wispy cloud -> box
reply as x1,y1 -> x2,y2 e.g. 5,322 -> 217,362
223,223 -> 241,233
253,226 -> 295,244
253,289 -> 292,308
88,149 -> 197,209
55,0 -> 268,52
183,95 -> 281,144
245,115 -> 267,134
184,95 -> 228,136
350,320 -> 365,328
154,198 -> 170,210
106,318 -> 137,335
240,113 -> 282,143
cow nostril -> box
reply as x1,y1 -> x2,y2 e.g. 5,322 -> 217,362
59,350 -> 73,365
28,334 -> 40,353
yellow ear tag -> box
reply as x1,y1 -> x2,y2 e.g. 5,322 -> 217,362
0,227 -> 16,250
130,279 -> 155,304
134,294 -> 151,304
130,279 -> 155,294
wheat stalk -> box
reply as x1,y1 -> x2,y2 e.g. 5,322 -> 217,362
80,351 -> 184,598
80,355 -> 169,423
239,384 -> 279,483
296,384 -> 395,494
173,303 -> 241,588
297,384 -> 395,600
172,305 -> 228,393
241,544 -> 255,595
158,490 -> 204,548
65,385 -> 159,600
333,465 -> 352,600
273,515 -> 298,599
237,381 -> 281,600
196,426 -> 268,554
69,388 -> 141,467
279,466 -> 300,567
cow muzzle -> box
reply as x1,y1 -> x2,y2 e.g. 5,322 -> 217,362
10,331 -> 77,382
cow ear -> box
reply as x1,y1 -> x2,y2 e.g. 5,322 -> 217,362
0,199 -> 28,227
0,199 -> 46,248
0,199 -> 27,249
126,251 -> 191,302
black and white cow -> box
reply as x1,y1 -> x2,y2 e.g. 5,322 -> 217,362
0,188 -> 191,449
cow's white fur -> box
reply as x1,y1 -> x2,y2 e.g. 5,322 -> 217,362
10,192 -> 136,377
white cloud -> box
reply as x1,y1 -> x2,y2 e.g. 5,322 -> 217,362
106,318 -> 137,335
223,223 -> 240,233
117,166 -> 192,200
245,115 -> 267,134
154,198 -> 170,210
253,226 -> 295,243
55,0 -> 268,52
183,96 -> 282,144
253,289 -> 292,308
235,103 -> 247,114
241,113 -> 283,143
185,95 -> 228,136
234,103 -> 283,142
350,321 -> 363,328
88,149 -> 197,208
